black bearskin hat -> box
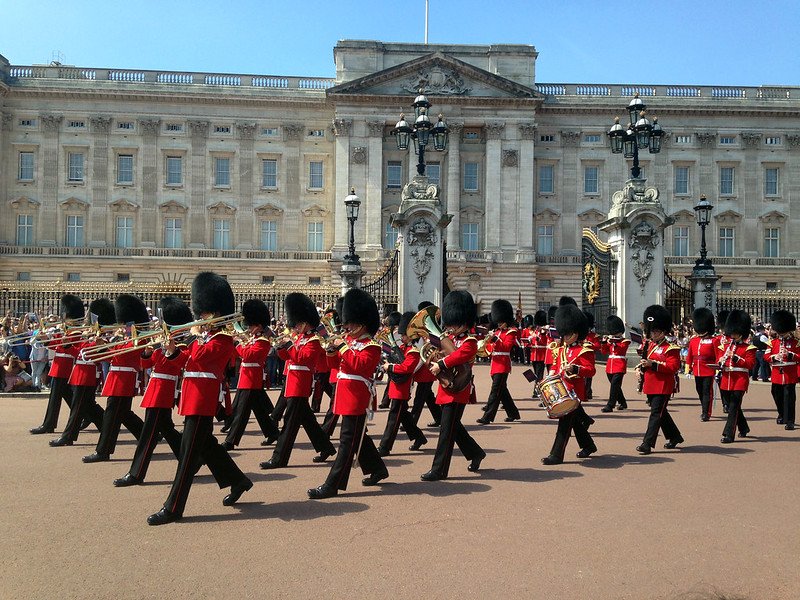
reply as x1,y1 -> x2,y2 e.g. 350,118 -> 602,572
341,288 -> 380,336
89,298 -> 116,326
60,294 -> 85,320
386,311 -> 402,328
242,299 -> 271,328
191,271 -> 235,318
724,309 -> 751,338
285,292 -> 320,329
606,315 -> 625,336
716,310 -> 730,331
770,310 -> 796,334
643,305 -> 672,336
490,299 -> 514,326
534,310 -> 547,327
397,311 -> 416,336
547,305 -> 557,323
418,300 -> 434,311
478,313 -> 491,326
692,307 -> 715,336
441,290 -> 476,328
159,297 -> 193,327
583,310 -> 596,330
555,304 -> 588,340
522,314 -> 533,328
559,295 -> 578,307
114,294 -> 149,326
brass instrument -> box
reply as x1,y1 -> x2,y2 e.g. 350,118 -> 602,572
376,326 -> 408,383
636,338 -> 653,393
406,305 -> 472,393
475,329 -> 497,359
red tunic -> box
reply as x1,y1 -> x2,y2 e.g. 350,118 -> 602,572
69,340 -> 98,387
236,337 -> 271,390
600,338 -> 631,375
490,327 -> 518,375
278,332 -> 322,398
47,332 -> 79,379
641,340 -> 681,395
520,327 -> 533,350
716,340 -> 756,392
543,329 -> 558,367
764,337 -> 800,385
686,335 -> 717,378
436,334 -> 477,405
552,342 -> 596,401
387,344 -> 421,400
531,328 -> 548,363
413,361 -> 436,383
140,348 -> 189,409
333,335 -> 381,416
585,331 -> 601,352
100,342 -> 141,397
177,332 -> 235,417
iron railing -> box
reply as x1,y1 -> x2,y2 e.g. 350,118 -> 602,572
362,249 -> 399,314
717,290 -> 800,325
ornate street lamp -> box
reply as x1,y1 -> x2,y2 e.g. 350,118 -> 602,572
343,188 -> 361,266
693,194 -> 714,269
391,90 -> 449,176
607,93 -> 664,179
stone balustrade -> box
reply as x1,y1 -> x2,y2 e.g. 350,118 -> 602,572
0,244 -> 332,261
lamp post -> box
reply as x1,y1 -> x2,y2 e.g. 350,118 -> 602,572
390,90 -> 449,176
343,188 -> 361,266
688,194 -> 719,311
693,194 -> 714,270
607,93 -> 664,180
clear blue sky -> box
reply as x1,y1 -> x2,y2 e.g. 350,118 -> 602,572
2,0 -> 798,86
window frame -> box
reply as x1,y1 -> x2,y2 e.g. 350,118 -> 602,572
719,166 -> 735,196
308,160 -> 324,190
65,215 -> 84,247
538,164 -> 554,195
307,221 -> 324,251
537,224 -> 554,256
583,165 -> 599,195
461,222 -> 479,251
164,217 -> 183,249
116,154 -> 134,185
212,218 -> 231,250
764,227 -> 780,258
260,220 -> 278,251
386,160 -> 403,190
672,226 -> 689,257
674,165 -> 690,195
261,158 -> 278,189
18,151 -> 34,182
765,167 -> 780,197
463,162 -> 479,192
67,152 -> 84,182
213,156 -> 231,188
718,226 -> 735,257
16,214 -> 34,246
166,155 -> 183,187
115,216 -> 134,249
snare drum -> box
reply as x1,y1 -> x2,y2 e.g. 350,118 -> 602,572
536,374 -> 580,419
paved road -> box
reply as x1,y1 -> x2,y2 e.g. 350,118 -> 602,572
1,365 -> 797,599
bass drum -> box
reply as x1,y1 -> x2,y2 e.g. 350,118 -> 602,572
536,374 -> 580,419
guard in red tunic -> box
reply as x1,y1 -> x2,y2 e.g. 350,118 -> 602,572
421,291 -> 486,481
716,310 -> 756,443
147,272 -> 253,526
765,310 -> 798,430
530,310 -> 549,384
114,297 -> 192,487
321,299 -> 344,436
583,312 -> 601,400
308,289 -> 388,499
222,299 -> 280,449
600,315 -> 631,412
378,310 -> 427,455
83,294 -> 148,463
409,301 -> 442,428
685,307 -> 717,421
714,310 -> 731,413
541,304 -> 598,465
636,305 -> 684,455
478,299 -> 521,424
49,298 -> 115,447
260,293 -> 336,469
377,311 -> 403,410
31,294 -> 83,435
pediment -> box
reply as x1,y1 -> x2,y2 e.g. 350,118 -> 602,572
208,201 -> 236,216
577,209 -> 606,222
714,209 -> 742,225
108,198 -> 140,211
159,199 -> 188,213
254,202 -> 284,217
302,204 -> 329,217
60,197 -> 89,210
460,206 -> 485,220
327,52 -> 539,101
670,209 -> 695,222
8,196 -> 41,209
535,208 -> 561,224
759,210 -> 787,224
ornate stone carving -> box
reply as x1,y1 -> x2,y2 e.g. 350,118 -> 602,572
1,112 -> 13,132
301,204 -> 329,217
367,120 -> 385,136
759,210 -> 787,225
401,67 -> 471,96
208,201 -> 236,216
40,113 -> 63,133
741,132 -> 762,147
158,199 -> 188,214
138,119 -> 161,136
583,261 -> 601,305
407,218 -> 437,293
628,220 -> 660,294
254,203 -> 284,217
560,130 -> 581,146
448,122 -> 465,134
108,198 -> 139,212
284,123 -> 303,141
612,178 -> 660,205
352,146 -> 367,164
703,281 -> 715,310
485,122 -> 505,140
401,177 -> 440,202
502,149 -> 518,167
188,120 -> 209,138
90,116 -> 112,134
519,122 -> 537,140
236,122 -> 257,139
696,132 -> 716,147
786,134 -> 800,148
8,196 -> 40,209
332,118 -> 352,137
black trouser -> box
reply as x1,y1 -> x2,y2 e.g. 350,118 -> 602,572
324,413 -> 385,491
642,394 -> 682,448
721,390 -> 749,439
585,377 -> 594,399
771,383 -> 796,424
61,385 -> 104,442
605,373 -> 627,410
226,388 -> 280,446
311,373 -> 333,413
695,376 -> 714,418
95,396 -> 144,456
128,407 -> 182,481
532,361 -> 545,384
321,383 -> 339,436
483,373 -> 520,421
270,385 -> 287,424
270,396 -> 334,466
164,415 -> 248,517
429,402 -> 484,478
379,399 -> 424,452
39,376 -> 73,431
378,384 -> 390,409
548,407 -> 595,460
411,381 -> 441,426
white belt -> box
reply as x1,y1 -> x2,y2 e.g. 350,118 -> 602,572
54,352 -> 74,360
773,362 -> 797,367
184,371 -> 218,379
288,365 -> 310,372
608,355 -> 627,360
492,352 -> 510,357
338,372 -> 375,390
110,366 -> 137,373
532,345 -> 546,349
241,362 -> 261,368
151,372 -> 179,382
76,359 -> 94,366
723,367 -> 749,373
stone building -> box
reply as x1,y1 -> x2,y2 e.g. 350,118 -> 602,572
1,40 -> 799,314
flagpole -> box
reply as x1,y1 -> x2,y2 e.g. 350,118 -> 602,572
425,0 -> 429,44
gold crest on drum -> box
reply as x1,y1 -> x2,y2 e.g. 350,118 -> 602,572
536,374 -> 581,419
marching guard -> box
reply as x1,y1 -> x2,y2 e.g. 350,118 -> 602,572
600,315 -> 630,412
478,299 -> 521,424
686,307 -> 717,421
765,310 -> 798,430
716,310 -> 755,443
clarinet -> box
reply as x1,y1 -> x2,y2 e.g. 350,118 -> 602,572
637,338 -> 652,393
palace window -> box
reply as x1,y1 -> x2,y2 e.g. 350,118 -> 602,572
539,279 -> 552,289
719,227 -> 735,257
164,218 -> 183,248
539,165 -> 554,194
66,273 -> 81,282
584,134 -> 601,143
262,159 -> 278,189
673,226 -> 689,257
68,153 -> 84,182
116,273 -> 130,283
765,168 -> 779,196
674,166 -> 690,195
166,156 -> 182,185
117,122 -> 134,130
463,162 -> 479,192
115,216 -> 133,248
214,125 -> 231,134
426,162 -> 440,186
262,275 -> 275,284
16,215 -> 33,246
719,136 -> 736,145
307,221 -> 324,251
537,225 -> 554,256
260,220 -> 277,251
308,129 -> 325,138
540,134 -> 555,143
214,157 -> 230,187
117,154 -> 134,184
675,135 -> 692,144
18,152 -> 34,181
308,277 -> 322,285
583,166 -> 599,194
764,228 -> 780,258
385,161 -> 402,189
765,136 -> 782,146
19,119 -> 36,128
212,219 -> 231,249
462,223 -> 479,251
17,272 -> 31,281
66,215 -> 84,247
261,127 -> 278,137
309,161 -> 324,189
165,123 -> 183,132
720,167 -> 735,196
68,120 -> 85,129
384,221 -> 398,249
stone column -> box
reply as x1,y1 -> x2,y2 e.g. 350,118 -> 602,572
332,118 -> 352,255
484,121 -> 504,252
786,134 -> 800,256
188,120 -> 209,247
89,116 -> 111,246
445,122 -> 463,250
517,122 -> 537,261
0,112 -> 12,243
688,265 -> 720,312
560,130 -> 581,253
365,120 -> 385,250
236,122 -> 257,249
283,124 -> 303,250
741,132 -> 762,255
39,113 -> 63,245
137,118 -> 160,246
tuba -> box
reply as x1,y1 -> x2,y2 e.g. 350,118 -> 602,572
407,306 -> 472,393
375,326 -> 408,383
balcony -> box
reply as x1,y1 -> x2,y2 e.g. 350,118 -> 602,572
0,245 -> 332,261
665,256 -> 800,267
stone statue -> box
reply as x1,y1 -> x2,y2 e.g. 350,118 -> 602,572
629,220 -> 660,294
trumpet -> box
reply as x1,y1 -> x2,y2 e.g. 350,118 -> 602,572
406,305 -> 472,393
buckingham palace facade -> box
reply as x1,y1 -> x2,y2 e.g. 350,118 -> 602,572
1,40 -> 799,313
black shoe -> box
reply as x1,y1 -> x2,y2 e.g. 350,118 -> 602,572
541,455 -> 563,465
409,436 -> 427,451
481,404 -> 489,412
82,452 -> 110,463
467,454 -> 485,472
720,436 -> 734,444
362,469 -> 389,486
420,470 -> 445,481
79,419 -> 91,431
740,430 -> 750,437
777,418 -> 785,425
220,424 -> 231,434
786,423 -> 796,431
636,444 -> 652,455
723,407 -> 729,414
261,434 -> 278,446
504,416 -> 520,422
49,436 -> 73,447
427,421 -> 440,428
30,425 -> 54,435
379,401 -> 390,410
220,441 -> 235,451
223,478 -> 253,506
618,404 -> 627,410
664,438 -> 684,449
377,447 -> 390,457
113,473 -> 142,487
147,508 -> 181,526
601,407 -> 613,413
576,445 -> 597,458
312,448 -> 336,463
476,417 -> 491,425
259,458 -> 283,469
307,484 -> 338,499
701,415 -> 710,422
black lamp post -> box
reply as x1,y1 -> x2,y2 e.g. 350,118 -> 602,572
608,93 -> 664,179
693,194 -> 714,270
391,90 -> 449,176
343,188 -> 361,266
